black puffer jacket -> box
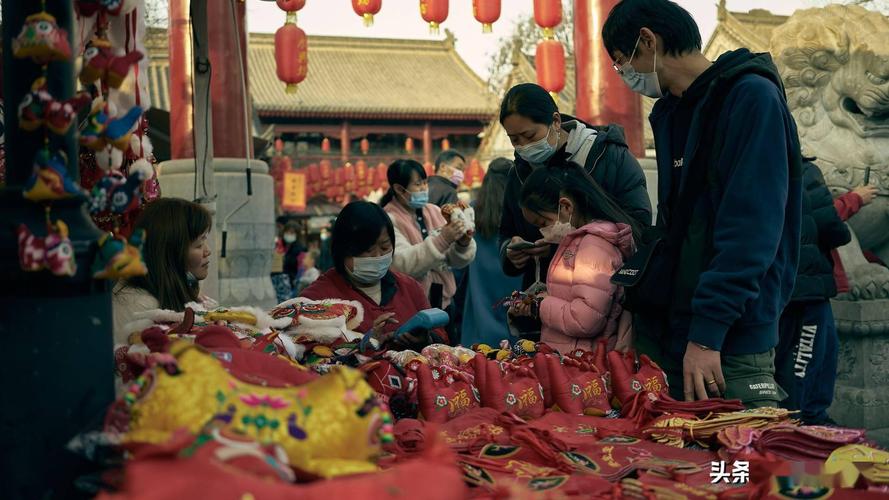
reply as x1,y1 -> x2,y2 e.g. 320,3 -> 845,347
793,160 -> 850,301
498,118 -> 652,289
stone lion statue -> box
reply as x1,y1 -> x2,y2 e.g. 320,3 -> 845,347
771,5 -> 889,299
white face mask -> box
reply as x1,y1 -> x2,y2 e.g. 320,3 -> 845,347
539,203 -> 575,244
618,36 -> 663,99
283,233 -> 297,244
348,253 -> 392,284
515,126 -> 558,165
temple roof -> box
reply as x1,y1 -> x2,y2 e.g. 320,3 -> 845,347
705,1 -> 789,58
146,29 -> 495,121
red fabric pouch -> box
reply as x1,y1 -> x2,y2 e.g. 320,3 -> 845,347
413,361 -> 480,423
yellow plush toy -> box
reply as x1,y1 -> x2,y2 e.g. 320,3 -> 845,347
123,342 -> 392,478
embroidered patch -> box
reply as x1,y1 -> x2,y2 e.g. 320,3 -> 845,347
462,463 -> 495,486
528,476 -> 568,491
481,443 -> 521,458
562,451 -> 599,472
387,375 -> 402,390
598,435 -> 640,445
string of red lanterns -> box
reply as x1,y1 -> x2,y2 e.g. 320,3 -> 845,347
533,0 -> 565,100
274,0 -> 308,94
352,0 -> 382,27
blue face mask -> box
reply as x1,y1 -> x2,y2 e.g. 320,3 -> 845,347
515,126 -> 557,165
408,189 -> 429,209
349,253 -> 392,284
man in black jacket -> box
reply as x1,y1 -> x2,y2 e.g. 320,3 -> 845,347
428,150 -> 465,207
776,160 -> 850,425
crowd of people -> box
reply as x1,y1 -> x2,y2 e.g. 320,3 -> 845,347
110,0 -> 885,425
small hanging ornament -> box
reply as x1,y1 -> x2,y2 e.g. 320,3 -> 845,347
472,0 -> 500,33
360,138 -> 370,155
88,159 -> 153,215
405,137 -> 414,153
24,150 -> 84,202
18,78 -> 92,135
321,137 -> 331,153
352,0 -> 383,27
17,214 -> 77,277
80,37 -> 144,89
441,138 -> 450,151
80,98 -> 144,151
12,11 -> 72,64
92,229 -> 148,279
419,0 -> 448,35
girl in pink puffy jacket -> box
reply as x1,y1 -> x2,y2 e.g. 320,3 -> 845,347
513,163 -> 639,354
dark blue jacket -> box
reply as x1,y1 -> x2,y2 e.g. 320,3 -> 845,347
650,49 -> 803,355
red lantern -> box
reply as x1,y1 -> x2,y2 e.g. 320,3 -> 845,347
356,160 -> 368,186
360,137 -> 370,155
274,138 -> 284,153
536,39 -> 565,95
533,0 -> 561,38
405,137 -> 414,153
376,163 -> 388,189
441,138 -> 450,151
276,0 -> 306,23
472,0 -> 500,33
334,168 -> 345,187
275,23 -> 307,94
320,159 -> 333,186
321,137 -> 330,153
352,0 -> 382,27
420,0 -> 448,34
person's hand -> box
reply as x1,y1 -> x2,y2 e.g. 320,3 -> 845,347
395,330 -> 428,348
508,301 -> 532,317
372,312 -> 398,343
457,231 -> 473,247
527,239 -> 552,258
441,219 -> 466,244
506,236 -> 531,269
683,341 -> 726,401
853,184 -> 879,205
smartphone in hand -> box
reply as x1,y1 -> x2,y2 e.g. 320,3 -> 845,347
508,240 -> 545,251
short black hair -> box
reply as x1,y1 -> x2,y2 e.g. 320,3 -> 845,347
602,0 -> 702,60
499,83 -> 558,126
331,201 -> 395,276
434,150 -> 465,172
380,159 -> 427,207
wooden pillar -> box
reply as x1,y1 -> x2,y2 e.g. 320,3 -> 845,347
340,121 -> 351,162
169,0 -> 195,159
208,0 -> 252,158
574,0 -> 643,157
422,121 -> 433,165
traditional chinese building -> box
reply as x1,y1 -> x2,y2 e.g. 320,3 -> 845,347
705,1 -> 788,59
146,29 -> 495,167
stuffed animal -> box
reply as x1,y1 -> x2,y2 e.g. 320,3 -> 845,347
440,201 -> 475,236
80,98 -> 143,151
89,159 -> 152,214
80,37 -> 143,88
121,342 -> 391,478
23,150 -> 84,202
17,220 -> 76,277
17,78 -> 91,134
12,12 -> 72,64
271,298 -> 364,344
91,229 -> 147,279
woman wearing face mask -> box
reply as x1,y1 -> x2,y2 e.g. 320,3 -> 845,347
498,83 -> 651,296
300,201 -> 447,349
379,159 -> 476,317
113,198 -> 215,345
511,164 -> 639,354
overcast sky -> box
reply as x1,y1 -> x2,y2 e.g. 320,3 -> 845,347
246,0 -> 816,80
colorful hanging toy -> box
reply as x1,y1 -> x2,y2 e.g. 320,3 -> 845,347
17,218 -> 77,277
80,98 -> 144,151
80,37 -> 143,89
12,11 -> 72,64
18,78 -> 91,135
24,149 -> 83,202
89,159 -> 152,214
92,229 -> 147,279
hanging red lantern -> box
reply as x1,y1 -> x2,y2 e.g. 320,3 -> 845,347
441,138 -> 451,151
352,0 -> 382,27
274,138 -> 284,153
321,137 -> 331,153
360,137 -> 370,155
472,0 -> 500,33
276,0 -> 306,23
275,22 -> 307,94
405,137 -> 414,153
533,0 -> 561,38
420,0 -> 449,35
376,162 -> 389,189
536,39 -> 565,96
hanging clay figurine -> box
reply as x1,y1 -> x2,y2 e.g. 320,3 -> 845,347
12,11 -> 72,64
89,159 -> 152,214
80,38 -> 143,89
17,219 -> 77,277
92,229 -> 147,279
17,78 -> 91,134
80,98 -> 143,151
23,150 -> 84,202
75,0 -> 138,18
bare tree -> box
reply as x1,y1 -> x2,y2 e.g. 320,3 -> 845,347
145,0 -> 169,28
486,1 -> 574,94
809,0 -> 888,14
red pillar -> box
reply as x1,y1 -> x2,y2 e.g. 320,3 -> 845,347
169,0 -> 194,159
208,0 -> 252,158
422,122 -> 432,165
574,0 -> 643,157
340,121 -> 351,162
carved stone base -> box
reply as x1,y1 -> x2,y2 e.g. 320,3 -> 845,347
829,299 -> 889,447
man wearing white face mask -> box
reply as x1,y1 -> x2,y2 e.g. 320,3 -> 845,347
602,0 -> 802,409
428,150 -> 465,207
